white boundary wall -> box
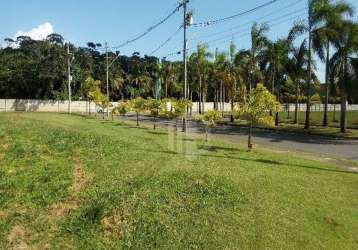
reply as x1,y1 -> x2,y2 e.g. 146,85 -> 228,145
0,99 -> 118,113
0,99 -> 357,113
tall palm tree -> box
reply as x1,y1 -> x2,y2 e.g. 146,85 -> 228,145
261,38 -> 290,125
191,43 -> 212,113
248,22 -> 269,90
311,0 -> 354,127
213,49 -> 229,115
330,21 -> 358,132
287,40 -> 309,124
234,49 -> 251,103
229,41 -> 237,122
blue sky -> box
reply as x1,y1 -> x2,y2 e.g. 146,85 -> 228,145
1,0 -> 357,81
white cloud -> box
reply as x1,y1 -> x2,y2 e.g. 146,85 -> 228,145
14,22 -> 54,41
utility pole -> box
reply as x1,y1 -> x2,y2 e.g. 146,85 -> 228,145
67,42 -> 72,114
105,42 -> 110,118
305,0 -> 312,129
182,0 -> 189,132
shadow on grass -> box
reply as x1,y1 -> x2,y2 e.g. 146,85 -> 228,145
146,148 -> 357,175
197,145 -> 242,153
147,131 -> 167,135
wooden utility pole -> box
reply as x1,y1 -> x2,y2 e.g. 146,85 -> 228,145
182,0 -> 189,132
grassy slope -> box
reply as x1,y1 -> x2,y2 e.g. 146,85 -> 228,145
0,113 -> 357,249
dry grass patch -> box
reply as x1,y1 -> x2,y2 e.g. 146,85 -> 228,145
6,226 -> 29,250
101,210 -> 127,239
46,154 -> 91,220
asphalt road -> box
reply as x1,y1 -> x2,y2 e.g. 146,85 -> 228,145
122,115 -> 358,162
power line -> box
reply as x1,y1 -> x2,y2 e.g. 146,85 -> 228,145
97,2 -> 185,51
149,25 -> 183,56
192,0 -> 281,27
190,0 -> 305,41
193,7 -> 308,43
164,13 -> 307,58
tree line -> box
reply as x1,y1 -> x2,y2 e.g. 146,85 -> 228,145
0,0 -> 357,132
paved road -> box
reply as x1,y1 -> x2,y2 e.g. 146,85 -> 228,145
122,115 -> 358,162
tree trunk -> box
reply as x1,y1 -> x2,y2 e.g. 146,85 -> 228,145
199,76 -> 202,114
248,122 -> 253,150
202,92 -> 205,113
340,90 -> 347,133
294,80 -> 299,124
323,43 -> 330,127
205,127 -> 208,142
230,80 -> 236,123
333,104 -> 336,122
153,115 -> 157,130
340,56 -> 348,133
305,22 -> 312,129
136,112 -> 139,126
165,79 -> 168,98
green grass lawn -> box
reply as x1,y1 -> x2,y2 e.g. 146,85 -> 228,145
279,110 -> 358,129
0,113 -> 357,249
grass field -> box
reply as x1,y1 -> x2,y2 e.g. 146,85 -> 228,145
279,110 -> 358,128
0,113 -> 357,249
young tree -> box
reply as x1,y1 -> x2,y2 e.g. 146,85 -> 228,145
146,98 -> 161,130
201,110 -> 221,142
81,76 -> 101,115
171,99 -> 192,132
234,84 -> 281,150
129,97 -> 147,126
112,101 -> 130,120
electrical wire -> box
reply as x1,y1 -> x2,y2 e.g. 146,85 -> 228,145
164,14 -> 307,57
190,0 -> 305,41
192,0 -> 281,27
149,25 -> 183,56
96,2 -> 185,51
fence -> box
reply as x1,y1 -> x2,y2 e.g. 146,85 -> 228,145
0,99 -> 357,113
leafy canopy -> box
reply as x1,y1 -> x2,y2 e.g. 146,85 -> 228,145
234,84 -> 281,127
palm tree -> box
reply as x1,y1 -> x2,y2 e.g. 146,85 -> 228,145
287,40 -> 309,124
330,21 -> 358,133
234,50 -> 251,103
261,38 -> 289,125
248,22 -> 269,90
191,44 -> 212,114
229,41 -> 238,122
311,0 -> 354,127
213,49 -> 229,115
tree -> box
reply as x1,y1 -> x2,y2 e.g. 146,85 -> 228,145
171,99 -> 192,132
248,22 -> 269,90
286,40 -> 309,124
129,97 -> 147,126
311,0 -> 354,127
330,21 -> 358,132
191,44 -> 212,113
81,76 -> 101,114
146,98 -> 161,130
234,84 -> 281,150
112,101 -> 130,120
201,110 -> 221,142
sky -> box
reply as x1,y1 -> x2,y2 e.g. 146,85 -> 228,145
1,0 -> 357,81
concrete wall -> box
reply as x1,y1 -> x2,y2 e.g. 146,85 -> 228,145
0,99 -> 357,113
0,99 -> 118,113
